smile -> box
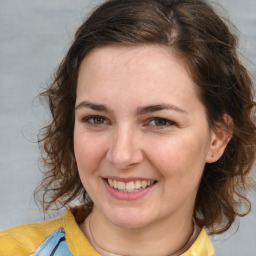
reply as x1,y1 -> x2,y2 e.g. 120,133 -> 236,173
107,178 -> 155,192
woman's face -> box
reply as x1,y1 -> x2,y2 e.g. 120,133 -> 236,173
74,45 -> 217,229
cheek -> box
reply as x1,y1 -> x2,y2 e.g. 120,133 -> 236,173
74,133 -> 108,200
147,135 -> 208,183
74,131 -> 105,175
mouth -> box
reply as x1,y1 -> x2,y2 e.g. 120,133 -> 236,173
105,178 -> 157,193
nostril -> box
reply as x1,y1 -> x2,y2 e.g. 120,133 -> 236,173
106,150 -> 144,169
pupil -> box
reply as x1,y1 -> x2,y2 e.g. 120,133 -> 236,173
95,117 -> 103,123
156,119 -> 166,126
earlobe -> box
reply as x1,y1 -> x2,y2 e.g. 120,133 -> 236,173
206,114 -> 233,163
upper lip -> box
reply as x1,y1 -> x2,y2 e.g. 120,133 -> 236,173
103,176 -> 157,182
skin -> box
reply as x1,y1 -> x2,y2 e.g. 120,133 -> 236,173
74,45 -> 229,255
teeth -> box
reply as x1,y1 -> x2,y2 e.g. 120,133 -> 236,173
141,180 -> 147,188
135,180 -> 141,189
107,178 -> 155,192
113,180 -> 118,189
126,181 -> 135,191
118,181 -> 125,190
108,179 -> 113,187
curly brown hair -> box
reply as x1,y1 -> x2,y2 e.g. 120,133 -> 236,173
36,0 -> 256,234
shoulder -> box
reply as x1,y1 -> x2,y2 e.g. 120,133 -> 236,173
0,215 -> 64,256
182,228 -> 215,256
0,206 -> 98,256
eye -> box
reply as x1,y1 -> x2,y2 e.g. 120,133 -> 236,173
146,117 -> 175,128
81,115 -> 110,126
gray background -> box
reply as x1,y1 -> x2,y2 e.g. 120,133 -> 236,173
0,0 -> 255,255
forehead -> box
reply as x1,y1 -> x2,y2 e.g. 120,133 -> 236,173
78,45 -> 192,88
76,45 -> 201,110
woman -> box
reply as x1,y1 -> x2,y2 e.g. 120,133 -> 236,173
0,0 -> 255,255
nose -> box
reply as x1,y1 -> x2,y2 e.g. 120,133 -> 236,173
106,126 -> 144,169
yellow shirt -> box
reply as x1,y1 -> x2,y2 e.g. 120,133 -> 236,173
0,209 -> 214,256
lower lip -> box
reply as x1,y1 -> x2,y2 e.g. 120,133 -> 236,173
103,179 -> 156,201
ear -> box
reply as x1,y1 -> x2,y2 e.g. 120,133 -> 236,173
206,114 -> 233,163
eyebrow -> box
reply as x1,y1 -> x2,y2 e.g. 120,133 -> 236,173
137,104 -> 188,115
75,101 -> 187,114
75,101 -> 110,112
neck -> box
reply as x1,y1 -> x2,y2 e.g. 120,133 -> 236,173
81,208 -> 195,256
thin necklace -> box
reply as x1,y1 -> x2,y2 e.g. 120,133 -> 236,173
85,214 -> 200,256
86,214 -> 122,256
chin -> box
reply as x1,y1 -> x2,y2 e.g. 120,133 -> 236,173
112,218 -> 149,230
106,208 -> 153,230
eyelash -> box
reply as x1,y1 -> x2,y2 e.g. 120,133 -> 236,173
81,115 -> 175,129
81,115 -> 110,127
145,117 -> 175,129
